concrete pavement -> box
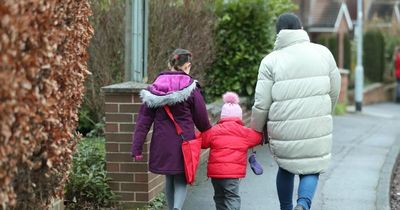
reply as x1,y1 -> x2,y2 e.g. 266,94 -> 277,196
183,103 -> 400,210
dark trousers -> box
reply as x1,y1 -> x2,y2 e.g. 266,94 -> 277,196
211,178 -> 241,210
396,80 -> 400,102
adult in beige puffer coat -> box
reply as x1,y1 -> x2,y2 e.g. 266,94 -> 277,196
251,13 -> 341,210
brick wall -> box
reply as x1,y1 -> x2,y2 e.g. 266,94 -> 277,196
102,82 -> 164,208
339,69 -> 349,104
335,69 -> 397,106
348,83 -> 396,105
102,81 -> 253,208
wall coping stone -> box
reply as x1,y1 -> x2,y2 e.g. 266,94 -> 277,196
363,83 -> 383,93
348,82 -> 396,95
383,82 -> 396,91
102,82 -> 148,93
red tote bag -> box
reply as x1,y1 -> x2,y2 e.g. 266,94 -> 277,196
164,105 -> 202,185
181,137 -> 202,185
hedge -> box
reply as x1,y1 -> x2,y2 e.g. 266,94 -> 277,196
79,0 -> 126,135
148,0 -> 215,83
316,34 -> 352,72
317,35 -> 338,63
343,34 -> 352,70
363,30 -> 385,82
0,0 -> 93,208
204,0 -> 296,101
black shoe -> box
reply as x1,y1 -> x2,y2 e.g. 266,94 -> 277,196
294,205 -> 306,210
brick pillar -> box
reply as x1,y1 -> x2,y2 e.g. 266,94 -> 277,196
102,82 -> 165,208
339,69 -> 349,104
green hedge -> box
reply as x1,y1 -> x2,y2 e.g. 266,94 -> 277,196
363,30 -> 385,82
343,34 -> 352,70
317,35 -> 337,62
204,0 -> 296,101
317,34 -> 352,71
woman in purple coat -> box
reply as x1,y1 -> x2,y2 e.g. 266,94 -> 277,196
131,48 -> 211,210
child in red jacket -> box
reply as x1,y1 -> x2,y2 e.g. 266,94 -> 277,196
201,92 -> 262,210
395,47 -> 400,103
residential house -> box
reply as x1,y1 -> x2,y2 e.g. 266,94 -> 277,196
366,1 -> 400,34
293,0 -> 353,69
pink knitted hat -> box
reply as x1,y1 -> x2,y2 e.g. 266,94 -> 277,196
220,92 -> 242,120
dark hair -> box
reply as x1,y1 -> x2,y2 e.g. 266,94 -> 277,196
169,48 -> 192,70
276,13 -> 302,34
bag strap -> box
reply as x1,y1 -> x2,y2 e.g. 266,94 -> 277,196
163,105 -> 185,140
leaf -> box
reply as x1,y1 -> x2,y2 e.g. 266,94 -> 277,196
246,84 -> 254,95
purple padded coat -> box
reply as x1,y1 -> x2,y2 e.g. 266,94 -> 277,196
131,71 -> 211,175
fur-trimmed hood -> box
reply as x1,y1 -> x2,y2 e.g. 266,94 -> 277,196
140,71 -> 197,108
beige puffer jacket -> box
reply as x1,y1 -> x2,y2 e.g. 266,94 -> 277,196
251,30 -> 341,175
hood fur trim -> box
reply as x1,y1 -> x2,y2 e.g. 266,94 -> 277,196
140,80 -> 198,108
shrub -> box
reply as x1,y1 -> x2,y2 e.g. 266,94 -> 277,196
0,0 -> 93,209
384,35 -> 400,64
77,105 -> 105,137
64,138 -> 117,210
82,0 -> 126,132
316,34 -> 352,70
383,34 -> 400,82
204,0 -> 296,101
343,34 -> 352,71
77,106 -> 98,136
148,0 -> 216,83
145,192 -> 167,210
363,30 -> 385,82
317,35 -> 338,63
334,103 -> 347,115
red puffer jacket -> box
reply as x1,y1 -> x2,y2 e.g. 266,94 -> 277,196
201,117 -> 262,178
396,54 -> 400,80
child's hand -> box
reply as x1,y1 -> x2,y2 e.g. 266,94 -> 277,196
134,155 -> 143,161
195,131 -> 202,139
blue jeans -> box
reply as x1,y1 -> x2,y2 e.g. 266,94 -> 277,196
276,168 -> 319,210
